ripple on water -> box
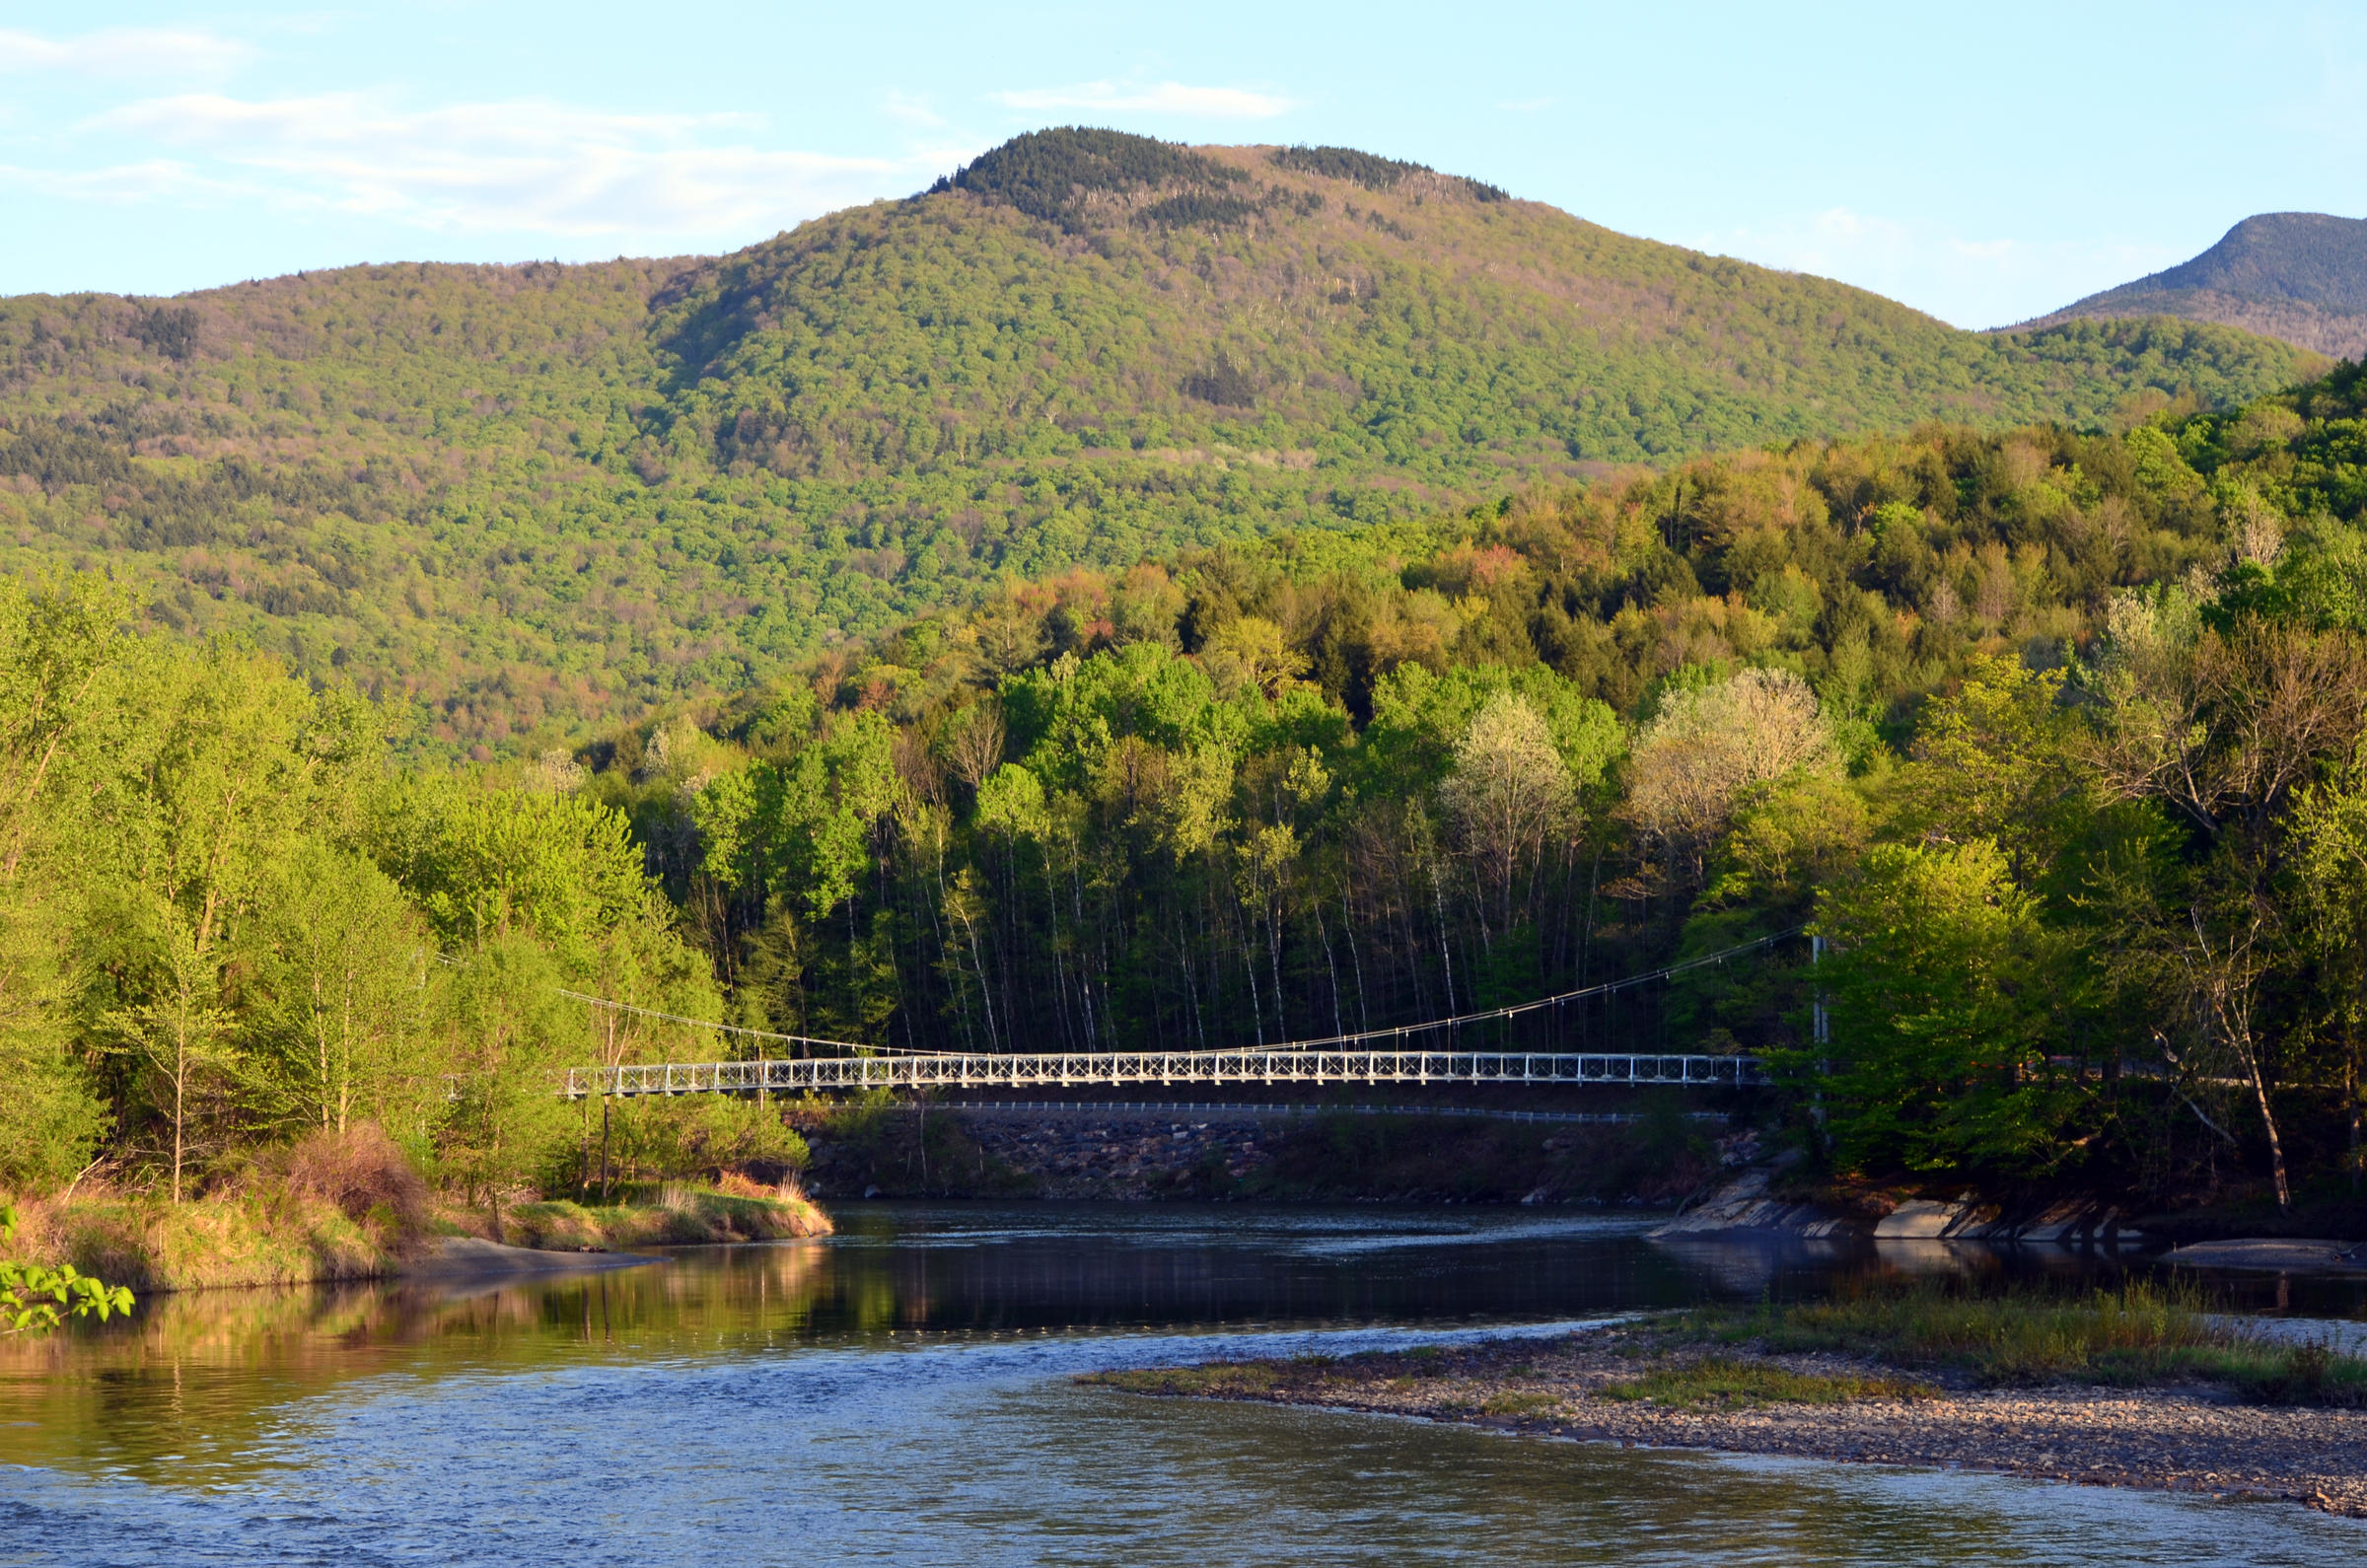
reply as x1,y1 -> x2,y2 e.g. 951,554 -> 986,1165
2,1203 -> 2362,1566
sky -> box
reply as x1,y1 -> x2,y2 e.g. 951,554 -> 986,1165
2,2 -> 2362,329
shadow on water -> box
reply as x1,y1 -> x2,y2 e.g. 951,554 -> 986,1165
3,1203 -> 2364,1566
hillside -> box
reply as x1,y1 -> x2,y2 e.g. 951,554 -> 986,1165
554,360 -> 2367,1208
2019,211 -> 2367,358
0,128 -> 2321,751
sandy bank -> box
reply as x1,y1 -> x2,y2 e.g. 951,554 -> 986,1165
1092,1330 -> 2367,1517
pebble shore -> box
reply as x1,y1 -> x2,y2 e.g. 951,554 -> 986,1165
1099,1330 -> 2367,1517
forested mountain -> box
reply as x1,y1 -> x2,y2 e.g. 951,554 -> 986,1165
8,345 -> 2367,1214
558,358 -> 2367,1207
0,129 -> 2319,752
2022,212 -> 2367,359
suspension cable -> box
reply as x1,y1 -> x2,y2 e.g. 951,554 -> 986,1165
556,992 -> 961,1056
557,926 -> 1806,1060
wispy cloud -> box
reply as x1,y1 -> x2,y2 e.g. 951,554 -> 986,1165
79,93 -> 915,238
993,80 -> 1297,119
882,90 -> 945,128
0,27 -> 251,80
1694,206 -> 2183,329
0,158 -> 252,204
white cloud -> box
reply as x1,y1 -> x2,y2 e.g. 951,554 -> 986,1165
1692,206 -> 2182,329
0,158 -> 253,204
78,92 -> 915,239
0,27 -> 251,80
882,91 -> 945,128
993,80 -> 1297,119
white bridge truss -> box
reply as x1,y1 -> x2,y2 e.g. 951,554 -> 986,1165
562,1049 -> 1767,1100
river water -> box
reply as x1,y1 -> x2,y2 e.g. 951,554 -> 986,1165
4,1203 -> 2364,1565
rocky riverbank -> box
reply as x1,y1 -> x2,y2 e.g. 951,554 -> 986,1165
1091,1325 -> 2367,1517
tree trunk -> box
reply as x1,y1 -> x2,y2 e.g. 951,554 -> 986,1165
2246,1055 -> 2292,1210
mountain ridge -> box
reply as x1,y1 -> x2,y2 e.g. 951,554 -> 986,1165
0,129 -> 2325,750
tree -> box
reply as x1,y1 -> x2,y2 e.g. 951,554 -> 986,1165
0,579 -> 127,1189
1900,658 -> 2082,880
93,892 -> 231,1205
70,643 -> 368,1201
433,937 -> 577,1239
1624,668 -> 1837,889
2280,759 -> 2367,1188
1440,692 -> 1574,935
372,778 -> 657,971
2092,609 -> 2367,1209
243,840 -> 434,1139
1805,839 -> 2090,1176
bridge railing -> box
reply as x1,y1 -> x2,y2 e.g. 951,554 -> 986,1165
559,1049 -> 1767,1099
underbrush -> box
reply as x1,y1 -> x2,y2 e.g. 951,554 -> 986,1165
1676,1282 -> 2367,1405
11,1125 -> 430,1292
8,1127 -> 834,1291
17,1186 -> 394,1293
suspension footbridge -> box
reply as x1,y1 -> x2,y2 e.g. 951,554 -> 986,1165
561,1047 -> 1767,1099
555,930 -> 1796,1101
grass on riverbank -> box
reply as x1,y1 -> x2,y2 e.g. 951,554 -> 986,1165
502,1176 -> 830,1249
17,1186 -> 394,1294
1598,1358 -> 1936,1409
1672,1282 -> 2367,1405
14,1139 -> 830,1293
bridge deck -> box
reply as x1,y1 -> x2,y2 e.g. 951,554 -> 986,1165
563,1049 -> 1767,1099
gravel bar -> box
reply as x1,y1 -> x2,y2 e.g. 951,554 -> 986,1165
1095,1329 -> 2367,1517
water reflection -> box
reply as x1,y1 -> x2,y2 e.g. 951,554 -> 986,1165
3,1204 -> 2364,1566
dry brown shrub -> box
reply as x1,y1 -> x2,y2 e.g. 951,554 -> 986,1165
277,1124 -> 429,1234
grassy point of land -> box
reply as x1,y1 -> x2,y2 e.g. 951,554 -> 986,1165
14,1173 -> 829,1295
1659,1283 -> 2367,1405
1086,1285 -> 2367,1516
500,1178 -> 830,1250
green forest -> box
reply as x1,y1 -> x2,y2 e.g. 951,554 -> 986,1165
4,335 -> 2367,1219
0,575 -> 794,1225
0,129 -> 2321,755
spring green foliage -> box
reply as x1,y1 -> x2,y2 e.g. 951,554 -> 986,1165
0,130 -> 2318,751
1,193 -> 2363,1211
0,577 -> 751,1209
535,358 -> 2367,1206
0,1204 -> 131,1332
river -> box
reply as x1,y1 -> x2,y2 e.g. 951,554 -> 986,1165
4,1203 -> 2364,1565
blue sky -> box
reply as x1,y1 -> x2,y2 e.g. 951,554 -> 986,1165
2,1 -> 2361,327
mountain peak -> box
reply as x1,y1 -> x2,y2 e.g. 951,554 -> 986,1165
2144,211 -> 2367,311
2019,211 -> 2367,357
923,128 -> 1509,233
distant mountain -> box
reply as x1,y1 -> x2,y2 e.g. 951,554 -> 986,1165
0,129 -> 2323,750
2017,212 -> 2367,358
